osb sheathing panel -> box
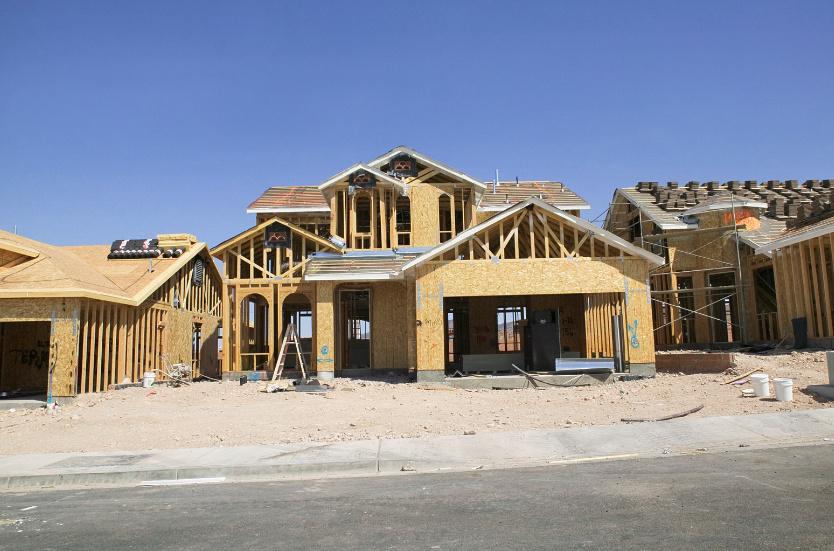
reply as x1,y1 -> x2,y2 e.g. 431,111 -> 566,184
422,259 -> 644,297
475,211 -> 496,225
315,281 -> 335,373
415,265 -> 445,372
50,309 -> 80,397
0,298 -> 62,321
1,321 -> 50,390
371,281 -> 409,370
468,296 -> 497,355
408,184 -> 443,247
530,294 -> 586,355
166,309 -> 193,367
622,260 -> 655,364
406,278 -> 417,370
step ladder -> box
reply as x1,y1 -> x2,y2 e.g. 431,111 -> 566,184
271,323 -> 307,381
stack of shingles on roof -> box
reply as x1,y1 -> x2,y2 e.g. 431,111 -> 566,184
634,179 -> 834,227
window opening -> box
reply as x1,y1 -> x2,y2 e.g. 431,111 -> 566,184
496,298 -> 526,352
677,276 -> 696,344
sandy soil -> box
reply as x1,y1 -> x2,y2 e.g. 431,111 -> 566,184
1,350 -> 832,455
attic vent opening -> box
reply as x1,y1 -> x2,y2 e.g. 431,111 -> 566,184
388,153 -> 419,178
192,258 -> 204,288
349,171 -> 376,195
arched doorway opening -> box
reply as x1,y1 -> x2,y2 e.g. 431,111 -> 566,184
239,294 -> 270,371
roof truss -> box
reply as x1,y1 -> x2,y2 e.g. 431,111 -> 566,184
403,197 -> 664,269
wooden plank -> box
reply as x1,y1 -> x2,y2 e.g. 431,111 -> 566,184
79,300 -> 90,394
95,301 -> 105,392
822,236 -> 834,338
790,246 -> 804,325
330,194 -> 337,238
799,243 -> 815,336
809,240 -> 825,337
379,189 -> 387,249
117,305 -> 127,382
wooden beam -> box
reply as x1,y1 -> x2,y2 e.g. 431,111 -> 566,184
826,235 -> 834,337
799,243 -> 815,336
809,241 -> 825,337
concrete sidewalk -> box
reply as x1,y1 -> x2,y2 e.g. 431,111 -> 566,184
1,409 -> 833,489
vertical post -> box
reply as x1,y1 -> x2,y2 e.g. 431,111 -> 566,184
731,194 -> 749,343
612,314 -> 624,372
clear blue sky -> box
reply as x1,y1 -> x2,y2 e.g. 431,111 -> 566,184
2,1 -> 833,247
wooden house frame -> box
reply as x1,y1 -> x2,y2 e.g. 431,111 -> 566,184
0,231 -> 222,401
756,216 -> 834,347
215,147 -> 661,382
604,180 -> 834,349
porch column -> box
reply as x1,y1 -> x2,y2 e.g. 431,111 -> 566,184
415,265 -> 445,382
315,281 -> 335,381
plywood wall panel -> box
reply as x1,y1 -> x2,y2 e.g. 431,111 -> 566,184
431,258 -> 640,297
415,265 -> 445,373
315,281 -> 335,374
408,184 -> 443,247
371,281 -> 409,370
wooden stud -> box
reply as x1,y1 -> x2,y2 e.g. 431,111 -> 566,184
809,241 -> 825,337
826,236 -> 834,337
799,243 -> 815,336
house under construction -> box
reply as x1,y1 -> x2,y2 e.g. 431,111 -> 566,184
0,231 -> 222,401
212,146 -> 662,382
604,179 -> 834,349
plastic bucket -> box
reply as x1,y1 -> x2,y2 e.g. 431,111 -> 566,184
773,378 -> 793,402
143,372 -> 156,388
750,373 -> 770,397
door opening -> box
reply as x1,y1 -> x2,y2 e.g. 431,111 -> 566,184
340,290 -> 371,369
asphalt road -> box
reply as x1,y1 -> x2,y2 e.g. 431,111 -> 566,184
1,444 -> 832,551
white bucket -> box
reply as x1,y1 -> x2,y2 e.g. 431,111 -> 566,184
143,372 -> 156,388
773,378 -> 793,402
750,373 -> 770,397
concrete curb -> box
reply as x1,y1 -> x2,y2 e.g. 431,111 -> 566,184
1,409 -> 832,489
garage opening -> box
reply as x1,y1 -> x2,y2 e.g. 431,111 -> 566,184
0,321 -> 51,396
444,293 -> 626,375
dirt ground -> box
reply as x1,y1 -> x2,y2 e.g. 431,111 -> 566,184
1,350 -> 832,455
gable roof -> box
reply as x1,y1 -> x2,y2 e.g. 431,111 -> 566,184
367,146 -> 487,191
402,197 -> 665,271
0,230 -> 218,306
210,216 -> 344,257
317,163 -> 408,194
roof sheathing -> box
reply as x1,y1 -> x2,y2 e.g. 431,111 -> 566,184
0,229 -> 216,306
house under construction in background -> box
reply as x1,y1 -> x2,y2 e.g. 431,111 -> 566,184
0,231 -> 222,402
756,214 -> 834,348
213,146 -> 662,383
604,179 -> 834,349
